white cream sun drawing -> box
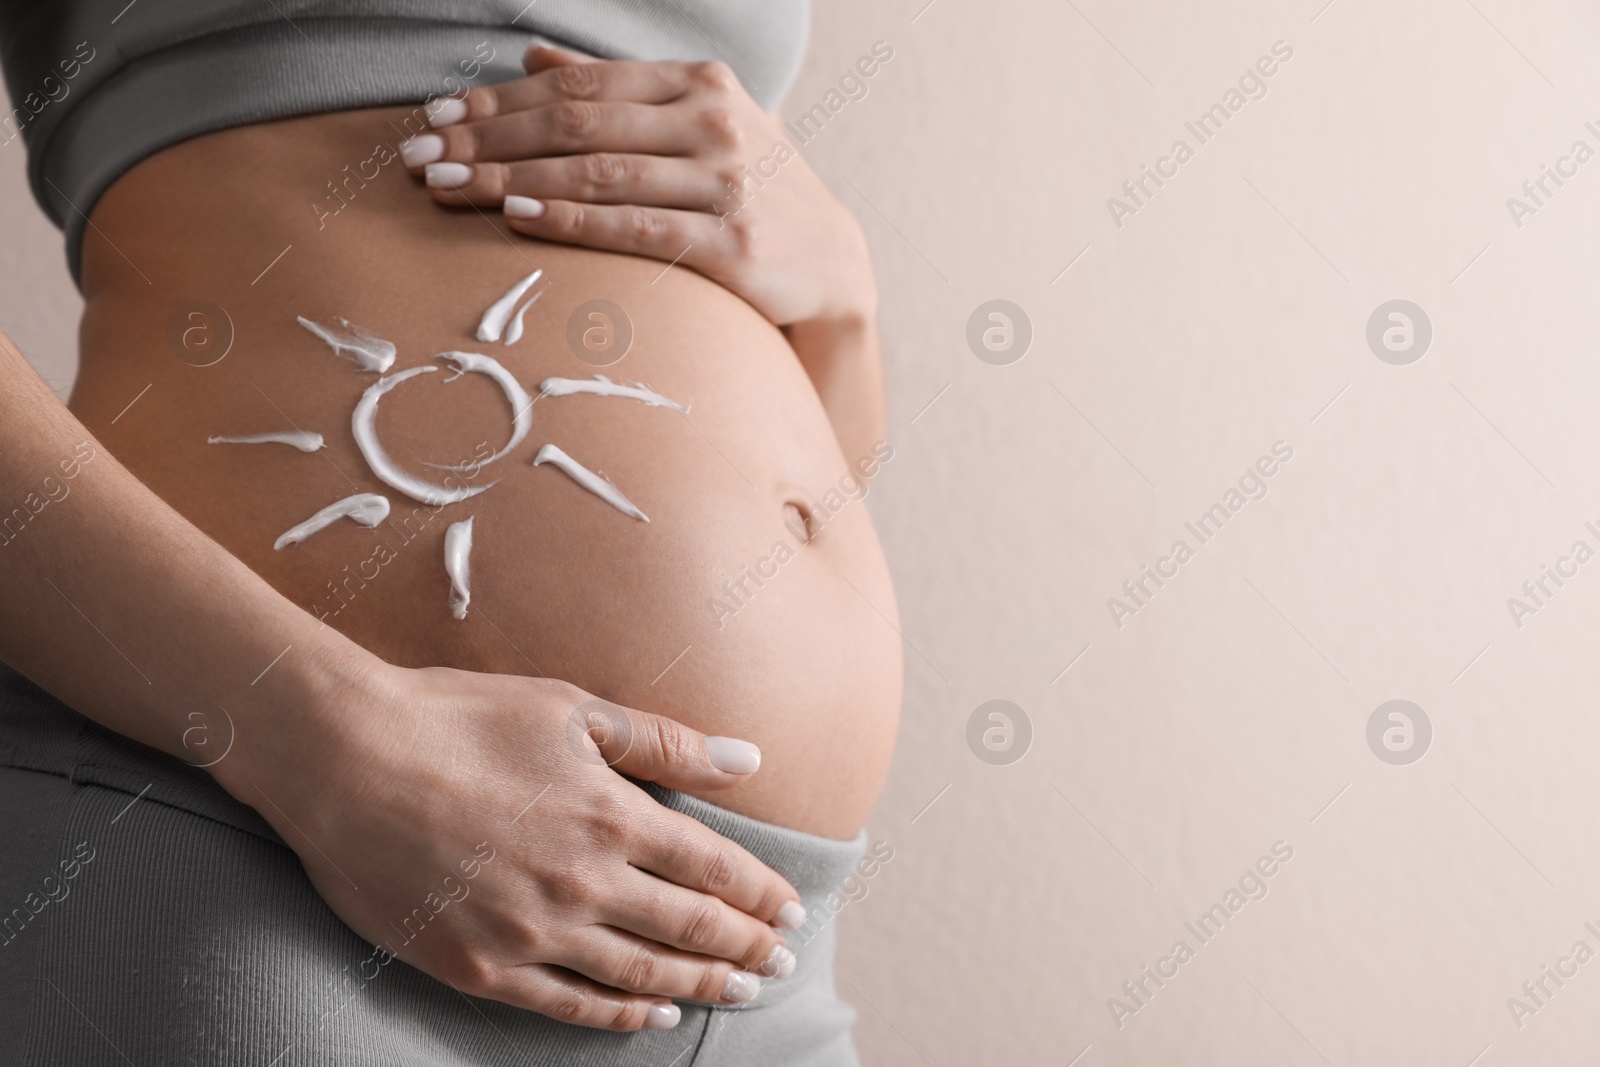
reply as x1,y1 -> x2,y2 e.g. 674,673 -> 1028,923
204,268 -> 688,621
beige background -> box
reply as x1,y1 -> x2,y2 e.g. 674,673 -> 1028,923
9,0 -> 1600,1062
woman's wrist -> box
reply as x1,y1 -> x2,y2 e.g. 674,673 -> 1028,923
813,216 -> 880,328
205,623 -> 388,805
784,308 -> 887,464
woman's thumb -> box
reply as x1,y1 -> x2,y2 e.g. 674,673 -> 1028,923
569,699 -> 761,789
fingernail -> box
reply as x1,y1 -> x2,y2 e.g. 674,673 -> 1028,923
644,1003 -> 681,1030
722,971 -> 761,1004
428,97 -> 469,128
400,134 -> 445,166
760,944 -> 796,980
704,736 -> 760,775
426,162 -> 474,188
775,900 -> 806,931
504,194 -> 546,219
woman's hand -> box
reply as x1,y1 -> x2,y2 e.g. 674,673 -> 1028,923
214,659 -> 804,1032
399,47 -> 878,329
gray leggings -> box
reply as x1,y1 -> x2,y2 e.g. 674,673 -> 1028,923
0,669 -> 866,1066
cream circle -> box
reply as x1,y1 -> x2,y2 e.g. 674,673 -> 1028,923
352,366 -> 496,506
425,351 -> 533,471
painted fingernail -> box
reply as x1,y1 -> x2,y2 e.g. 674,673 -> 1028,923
503,195 -> 547,219
428,97 -> 469,128
704,736 -> 760,775
426,162 -> 474,188
760,944 -> 796,980
400,134 -> 445,166
644,1003 -> 681,1030
775,900 -> 806,931
722,971 -> 761,1004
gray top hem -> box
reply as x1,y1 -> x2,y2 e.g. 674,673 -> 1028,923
39,19 -> 550,283
3,2 -> 807,286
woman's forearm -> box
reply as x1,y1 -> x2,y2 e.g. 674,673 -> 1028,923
785,311 -> 887,466
0,329 -> 364,791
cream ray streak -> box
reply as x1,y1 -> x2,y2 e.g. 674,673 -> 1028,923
425,352 -> 533,471
477,269 -> 543,343
274,493 -> 390,550
536,375 -> 689,414
353,366 -> 494,506
533,444 -> 649,522
502,289 -> 544,345
445,517 -> 474,620
208,431 -> 325,453
297,316 -> 397,372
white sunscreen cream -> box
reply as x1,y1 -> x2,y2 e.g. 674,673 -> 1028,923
537,375 -> 689,414
445,516 -> 474,619
207,431 -> 325,453
502,289 -> 544,346
353,366 -> 495,506
273,493 -> 390,550
533,443 -> 649,522
477,269 -> 543,343
297,316 -> 398,373
425,351 -> 533,470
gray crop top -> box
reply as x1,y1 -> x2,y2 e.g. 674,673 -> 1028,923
0,1 -> 809,282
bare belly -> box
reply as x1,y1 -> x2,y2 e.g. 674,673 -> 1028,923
70,106 -> 901,839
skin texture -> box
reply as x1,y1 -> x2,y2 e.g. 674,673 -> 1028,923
24,61 -> 900,1028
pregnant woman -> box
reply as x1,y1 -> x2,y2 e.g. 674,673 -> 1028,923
0,3 -> 900,1064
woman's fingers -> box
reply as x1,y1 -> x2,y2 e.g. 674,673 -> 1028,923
501,199 -> 741,274
627,804 -> 807,932
424,154 -> 725,209
600,868 -> 799,978
461,962 -> 681,1031
428,53 -> 719,130
562,700 -> 805,926
452,101 -> 715,164
451,58 -> 690,124
554,927 -> 785,1004
572,699 -> 764,790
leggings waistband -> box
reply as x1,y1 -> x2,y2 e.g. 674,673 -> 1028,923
634,781 -> 866,902
0,665 -> 865,902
